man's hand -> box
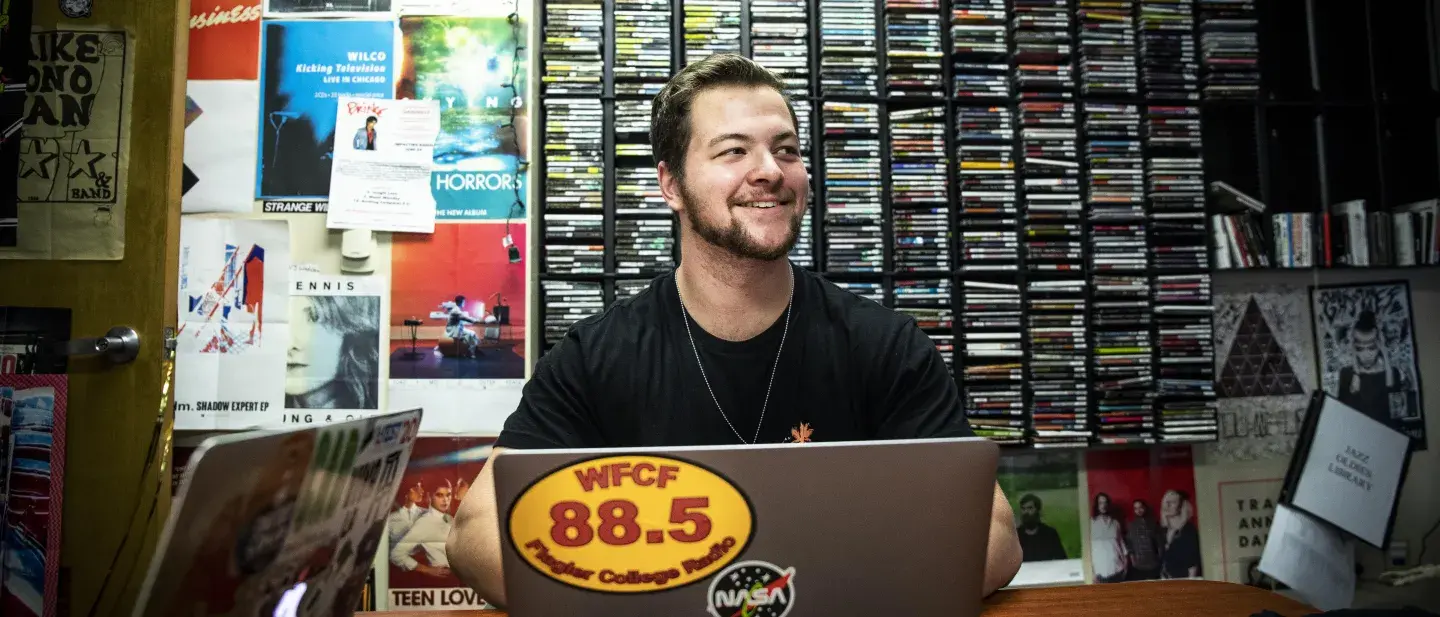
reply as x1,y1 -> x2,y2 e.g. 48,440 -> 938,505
983,482 -> 1023,596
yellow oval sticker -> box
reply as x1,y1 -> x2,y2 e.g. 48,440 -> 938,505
508,454 -> 754,593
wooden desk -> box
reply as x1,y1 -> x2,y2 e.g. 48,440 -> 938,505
370,580 -> 1317,617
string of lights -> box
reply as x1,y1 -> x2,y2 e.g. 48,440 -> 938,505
503,0 -> 528,255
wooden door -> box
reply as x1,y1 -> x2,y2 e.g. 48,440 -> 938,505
0,0 -> 186,613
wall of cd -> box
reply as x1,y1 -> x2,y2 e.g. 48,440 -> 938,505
534,0 -> 1440,449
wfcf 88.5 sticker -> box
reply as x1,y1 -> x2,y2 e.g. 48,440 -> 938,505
507,455 -> 755,593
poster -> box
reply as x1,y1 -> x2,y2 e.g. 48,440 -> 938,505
996,452 -> 1084,587
1311,281 -> 1426,448
0,375 -> 67,617
283,270 -> 386,427
326,96 -> 440,234
183,0 -> 262,214
388,223 -> 525,433
386,436 -> 495,610
265,0 -> 394,16
0,0 -> 36,248
5,29 -> 132,261
174,218 -> 291,430
397,13 -> 529,221
1215,478 -> 1283,585
1208,283 -> 1316,462
0,307 -> 71,375
257,19 -> 395,200
1084,446 -> 1202,582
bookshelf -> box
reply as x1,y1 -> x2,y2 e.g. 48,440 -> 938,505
535,0 -> 1440,449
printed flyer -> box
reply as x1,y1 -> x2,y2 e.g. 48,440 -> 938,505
326,96 -> 441,234
386,437 -> 496,610
282,270 -> 387,428
257,19 -> 395,200
183,0 -> 262,214
397,12 -> 529,221
174,218 -> 291,430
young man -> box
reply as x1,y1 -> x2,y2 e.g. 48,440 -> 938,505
448,53 -> 1022,606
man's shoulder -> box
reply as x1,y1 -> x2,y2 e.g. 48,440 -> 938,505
556,273 -> 669,349
799,267 -> 918,337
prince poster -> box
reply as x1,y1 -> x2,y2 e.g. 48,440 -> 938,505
1311,280 -> 1426,448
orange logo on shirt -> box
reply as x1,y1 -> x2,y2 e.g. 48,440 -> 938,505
788,423 -> 813,444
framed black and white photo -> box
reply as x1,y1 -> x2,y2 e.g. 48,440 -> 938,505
1310,280 -> 1426,448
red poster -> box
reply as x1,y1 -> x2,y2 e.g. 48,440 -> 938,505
188,0 -> 261,80
386,436 -> 496,610
0,375 -> 67,617
1084,446 -> 1201,583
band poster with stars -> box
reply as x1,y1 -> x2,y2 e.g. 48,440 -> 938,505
5,29 -> 132,260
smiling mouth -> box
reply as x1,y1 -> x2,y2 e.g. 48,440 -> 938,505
736,198 -> 794,209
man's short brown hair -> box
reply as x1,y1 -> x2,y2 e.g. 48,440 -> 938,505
650,53 -> 798,181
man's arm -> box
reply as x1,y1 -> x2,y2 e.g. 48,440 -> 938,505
984,481 -> 1023,595
449,446 -> 508,605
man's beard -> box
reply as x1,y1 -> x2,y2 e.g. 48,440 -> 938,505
680,180 -> 802,261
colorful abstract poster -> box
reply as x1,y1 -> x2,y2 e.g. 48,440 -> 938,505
397,12 -> 529,221
386,436 -> 495,610
996,452 -> 1084,587
1084,446 -> 1202,583
1207,283 -> 1316,463
257,19 -> 395,200
0,375 -> 67,617
175,218 -> 291,430
183,0 -> 262,214
387,223 -> 525,433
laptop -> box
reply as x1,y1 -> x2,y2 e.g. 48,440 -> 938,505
132,408 -> 423,617
494,437 -> 998,617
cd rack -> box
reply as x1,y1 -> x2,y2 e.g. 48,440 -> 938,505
535,0 -> 1241,449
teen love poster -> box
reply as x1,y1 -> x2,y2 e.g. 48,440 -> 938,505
386,437 -> 495,609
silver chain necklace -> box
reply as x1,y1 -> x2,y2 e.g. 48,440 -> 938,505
676,266 -> 793,445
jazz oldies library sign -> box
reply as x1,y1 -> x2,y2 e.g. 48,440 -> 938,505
19,30 -> 129,204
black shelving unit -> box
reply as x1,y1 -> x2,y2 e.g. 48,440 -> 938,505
534,0 -> 1440,449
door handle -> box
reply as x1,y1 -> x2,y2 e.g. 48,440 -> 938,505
63,326 -> 141,364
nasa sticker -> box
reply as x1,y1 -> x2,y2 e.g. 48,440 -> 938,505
706,560 -> 795,617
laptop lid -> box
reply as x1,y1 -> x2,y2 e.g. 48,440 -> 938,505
494,437 -> 998,617
132,408 -> 423,617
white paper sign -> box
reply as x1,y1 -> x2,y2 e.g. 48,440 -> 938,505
388,378 -> 523,434
1291,396 -> 1410,548
175,218 -> 291,430
326,96 -> 440,234
1258,504 -> 1356,610
281,270 -> 388,428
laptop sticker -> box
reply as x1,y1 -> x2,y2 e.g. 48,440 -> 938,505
706,560 -> 796,617
508,454 -> 755,593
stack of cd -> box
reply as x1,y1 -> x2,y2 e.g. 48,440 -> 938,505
751,0 -> 810,95
542,280 -> 604,345
961,280 -> 1025,445
1019,100 -> 1082,272
1027,278 -> 1090,447
957,106 -> 1018,273
820,0 -> 879,96
614,100 -> 651,137
616,279 -> 654,303
1090,275 -> 1155,445
951,0 -> 1010,99
614,0 -> 672,95
790,219 -> 816,269
615,218 -> 675,274
833,281 -> 883,303
614,166 -> 666,216
1085,103 -> 1147,272
544,244 -> 605,274
542,0 -> 603,95
1011,0 -> 1074,98
1078,0 -> 1137,96
543,98 -> 603,275
1198,0 -> 1259,99
1138,0 -> 1198,100
1145,105 -> 1207,270
890,106 -> 950,272
885,0 -> 945,97
684,0 -> 741,65
895,278 -> 955,367
822,101 -> 883,272
1153,273 -> 1217,442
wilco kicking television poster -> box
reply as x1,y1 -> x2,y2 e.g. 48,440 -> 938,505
397,9 -> 529,221
257,19 -> 394,200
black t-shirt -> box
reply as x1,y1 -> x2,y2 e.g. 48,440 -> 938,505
1018,523 -> 1068,562
496,264 -> 974,448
